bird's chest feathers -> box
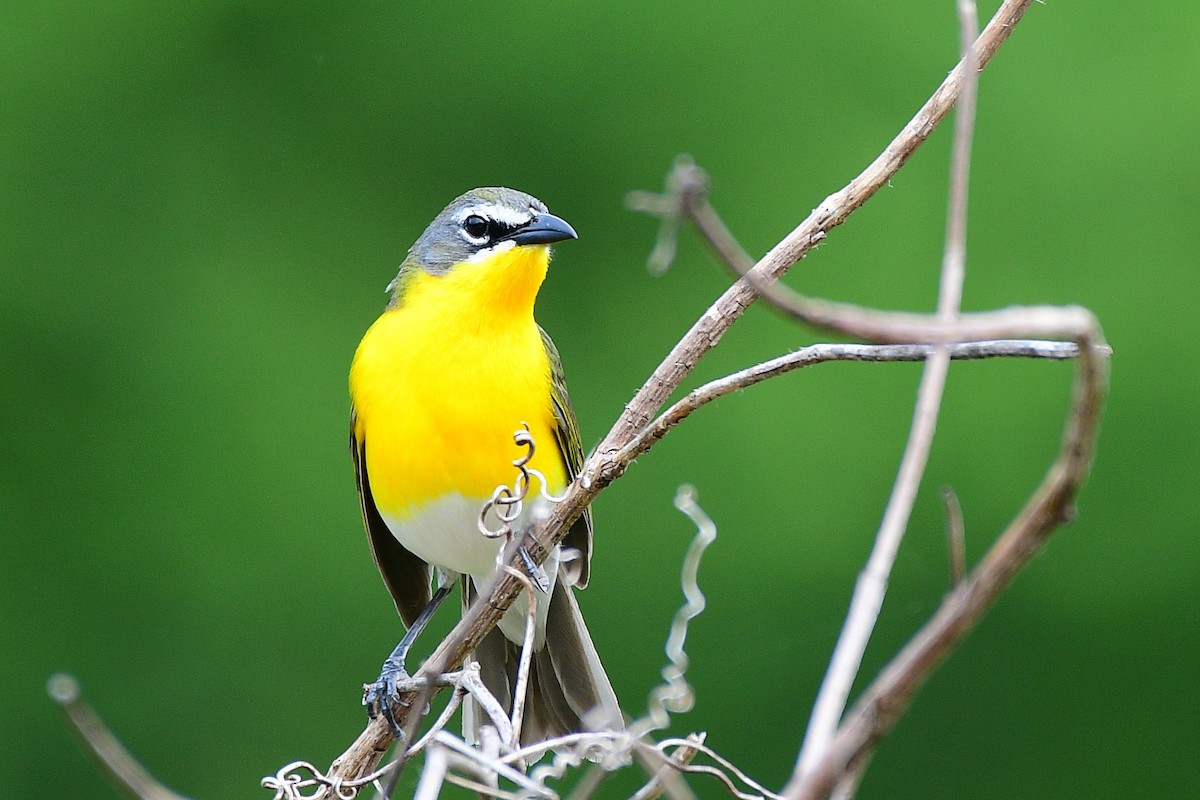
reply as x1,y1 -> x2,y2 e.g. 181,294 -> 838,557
353,256 -> 564,518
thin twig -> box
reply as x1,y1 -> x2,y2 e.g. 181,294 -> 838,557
620,339 -> 1082,466
47,674 -> 192,800
639,744 -> 779,800
605,0 -> 1036,448
941,487 -> 967,586
442,772 -> 526,800
431,731 -> 555,798
479,725 -> 502,797
406,672 -> 471,758
796,0 -> 981,777
828,755 -> 870,800
631,734 -> 706,800
460,666 -> 517,746
632,747 -> 701,800
565,762 -> 611,800
653,738 -> 785,800
523,488 -> 721,800
411,742 -> 449,800
504,565 -> 540,752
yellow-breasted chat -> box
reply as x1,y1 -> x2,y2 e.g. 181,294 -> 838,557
349,187 -> 619,746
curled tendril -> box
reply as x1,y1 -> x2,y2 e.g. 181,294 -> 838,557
262,759 -> 396,800
478,423 -> 567,540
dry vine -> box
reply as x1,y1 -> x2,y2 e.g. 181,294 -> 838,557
52,0 -> 1109,797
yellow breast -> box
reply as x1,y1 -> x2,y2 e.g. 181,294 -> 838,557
350,244 -> 568,521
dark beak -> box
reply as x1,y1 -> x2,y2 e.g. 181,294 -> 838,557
504,212 -> 578,246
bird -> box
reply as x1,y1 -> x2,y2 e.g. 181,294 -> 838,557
348,187 -> 620,748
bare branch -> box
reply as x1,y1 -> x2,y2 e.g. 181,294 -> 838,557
781,316 -> 1108,799
626,7 -> 1107,797
645,738 -> 784,800
631,158 -> 1111,800
632,10 -> 1106,798
412,742 -> 449,800
458,667 -> 516,747
407,679 -> 469,757
506,566 -> 540,753
828,755 -> 870,800
47,674 -> 192,800
620,339 -> 1084,467
431,732 -> 554,798
631,734 -> 705,800
795,0 -> 981,776
520,0 -> 1040,557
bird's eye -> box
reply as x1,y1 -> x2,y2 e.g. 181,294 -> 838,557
463,215 -> 490,241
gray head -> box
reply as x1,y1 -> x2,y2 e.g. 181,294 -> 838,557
393,187 -> 577,293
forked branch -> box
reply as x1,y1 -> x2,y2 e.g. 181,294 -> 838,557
631,111 -> 1105,800
782,309 -> 1106,800
626,2 -> 1106,794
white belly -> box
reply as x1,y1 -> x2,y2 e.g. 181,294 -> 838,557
381,493 -> 558,646
382,493 -> 505,577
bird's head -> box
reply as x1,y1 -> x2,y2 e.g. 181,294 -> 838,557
388,187 -> 577,311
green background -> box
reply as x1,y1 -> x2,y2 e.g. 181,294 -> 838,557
3,2 -> 1196,797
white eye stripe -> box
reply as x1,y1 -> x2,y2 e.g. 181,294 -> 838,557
453,203 -> 535,229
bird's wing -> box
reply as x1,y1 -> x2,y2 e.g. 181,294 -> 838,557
539,326 -> 595,588
350,408 -> 433,628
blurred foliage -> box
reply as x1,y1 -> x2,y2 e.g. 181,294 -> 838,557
2,1 -> 1197,798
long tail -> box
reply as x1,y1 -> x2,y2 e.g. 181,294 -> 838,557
464,577 -> 622,748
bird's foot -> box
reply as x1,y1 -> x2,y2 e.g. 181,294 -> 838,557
363,661 -> 411,739
517,545 -> 551,592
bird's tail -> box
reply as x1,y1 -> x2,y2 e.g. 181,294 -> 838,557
464,576 -> 622,748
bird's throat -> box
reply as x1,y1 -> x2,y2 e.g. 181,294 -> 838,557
403,243 -> 550,327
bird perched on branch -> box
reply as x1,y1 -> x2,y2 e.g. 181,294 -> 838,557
349,187 -> 620,746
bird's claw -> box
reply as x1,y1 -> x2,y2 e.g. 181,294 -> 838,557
363,663 -> 411,740
517,545 -> 551,593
